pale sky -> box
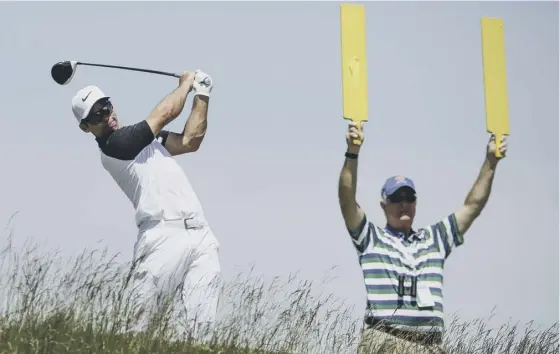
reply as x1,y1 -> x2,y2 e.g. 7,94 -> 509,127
0,1 -> 557,332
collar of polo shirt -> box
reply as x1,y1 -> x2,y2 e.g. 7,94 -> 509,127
384,224 -> 424,241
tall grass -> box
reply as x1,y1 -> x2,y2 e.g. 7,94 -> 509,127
0,222 -> 557,354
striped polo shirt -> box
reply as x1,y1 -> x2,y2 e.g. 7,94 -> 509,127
348,212 -> 463,333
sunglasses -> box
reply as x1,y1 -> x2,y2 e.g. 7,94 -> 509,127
82,100 -> 113,125
387,192 -> 417,204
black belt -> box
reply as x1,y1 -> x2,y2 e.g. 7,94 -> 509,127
365,318 -> 443,345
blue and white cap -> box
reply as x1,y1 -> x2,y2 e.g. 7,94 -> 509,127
381,175 -> 416,200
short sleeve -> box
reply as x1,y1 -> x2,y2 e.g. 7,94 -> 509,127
347,214 -> 376,254
98,121 -> 156,160
429,213 -> 464,259
156,130 -> 171,146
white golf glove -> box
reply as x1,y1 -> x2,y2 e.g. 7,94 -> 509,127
193,70 -> 213,97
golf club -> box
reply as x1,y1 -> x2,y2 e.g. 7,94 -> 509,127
51,61 -> 208,85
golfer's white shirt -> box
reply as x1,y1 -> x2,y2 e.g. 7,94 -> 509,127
95,120 -> 206,228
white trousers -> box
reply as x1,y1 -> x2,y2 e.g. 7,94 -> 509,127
130,219 -> 221,342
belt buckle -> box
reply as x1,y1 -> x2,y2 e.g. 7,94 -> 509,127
183,217 -> 198,230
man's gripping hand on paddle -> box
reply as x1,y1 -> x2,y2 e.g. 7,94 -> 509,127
346,121 -> 364,154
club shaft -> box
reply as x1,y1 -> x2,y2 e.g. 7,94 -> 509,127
77,62 -> 180,78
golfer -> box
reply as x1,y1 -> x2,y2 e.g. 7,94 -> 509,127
71,70 -> 220,341
338,121 -> 508,354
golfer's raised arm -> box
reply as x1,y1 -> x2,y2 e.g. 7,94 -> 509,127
159,70 -> 214,156
145,71 -> 195,136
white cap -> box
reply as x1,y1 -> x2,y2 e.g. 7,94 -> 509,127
71,85 -> 110,123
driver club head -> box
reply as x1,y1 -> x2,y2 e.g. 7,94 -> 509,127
51,61 -> 77,85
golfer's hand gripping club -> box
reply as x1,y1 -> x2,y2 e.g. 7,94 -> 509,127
179,71 -> 196,88
192,70 -> 213,97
